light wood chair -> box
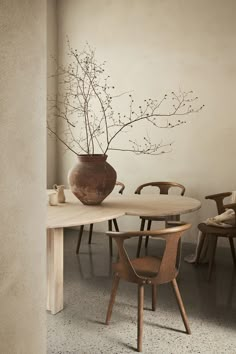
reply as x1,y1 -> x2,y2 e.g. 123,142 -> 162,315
135,182 -> 186,257
105,223 -> 191,352
197,192 -> 236,281
76,181 -> 125,256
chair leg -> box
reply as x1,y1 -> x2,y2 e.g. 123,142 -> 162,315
88,224 -> 93,244
171,278 -> 191,334
152,284 -> 157,311
145,220 -> 152,248
207,236 -> 218,281
136,237 -> 143,258
108,220 -> 113,257
76,225 -> 84,254
136,219 -> 145,258
109,238 -> 113,257
229,238 -> 236,267
112,218 -> 119,232
137,284 -> 144,352
105,274 -> 120,325
111,219 -> 120,259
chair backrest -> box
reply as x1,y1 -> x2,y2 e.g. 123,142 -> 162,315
116,181 -> 125,194
134,181 -> 185,196
205,192 -> 232,214
107,223 -> 191,285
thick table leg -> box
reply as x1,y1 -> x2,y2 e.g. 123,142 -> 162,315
47,228 -> 64,314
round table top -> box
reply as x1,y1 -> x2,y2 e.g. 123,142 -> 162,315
47,190 -> 201,229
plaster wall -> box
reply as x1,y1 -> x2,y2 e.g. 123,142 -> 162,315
47,0 -> 58,188
0,1 -> 46,353
55,0 -> 236,240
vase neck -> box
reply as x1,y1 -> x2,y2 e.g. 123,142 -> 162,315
77,154 -> 107,162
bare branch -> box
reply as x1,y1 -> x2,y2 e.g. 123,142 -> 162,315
47,41 -> 204,156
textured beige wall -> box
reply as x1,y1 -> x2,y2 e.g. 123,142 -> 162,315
47,0 -> 58,188
0,1 -> 46,353
55,0 -> 236,240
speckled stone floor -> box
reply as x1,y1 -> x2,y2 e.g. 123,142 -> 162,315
47,229 -> 236,354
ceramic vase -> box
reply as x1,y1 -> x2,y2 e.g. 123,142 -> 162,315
68,154 -> 117,205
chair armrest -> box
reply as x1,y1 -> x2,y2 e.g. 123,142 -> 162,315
205,192 -> 232,199
205,192 -> 232,214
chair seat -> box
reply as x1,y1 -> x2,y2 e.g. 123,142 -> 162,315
198,222 -> 236,237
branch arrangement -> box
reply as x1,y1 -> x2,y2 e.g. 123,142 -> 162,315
47,41 -> 204,156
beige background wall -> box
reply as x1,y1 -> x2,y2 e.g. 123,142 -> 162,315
0,1 -> 46,353
47,0 -> 58,187
48,0 -> 236,240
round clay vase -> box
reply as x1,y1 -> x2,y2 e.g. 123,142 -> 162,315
68,154 -> 117,205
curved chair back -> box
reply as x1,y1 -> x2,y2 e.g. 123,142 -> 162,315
116,181 -> 125,194
135,181 -> 185,196
107,223 -> 191,285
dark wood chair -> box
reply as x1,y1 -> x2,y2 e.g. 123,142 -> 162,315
76,181 -> 125,256
105,223 -> 191,352
135,182 -> 186,257
197,192 -> 236,281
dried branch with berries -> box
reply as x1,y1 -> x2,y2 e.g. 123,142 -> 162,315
47,41 -> 204,156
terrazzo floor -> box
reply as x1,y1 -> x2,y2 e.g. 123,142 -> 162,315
47,229 -> 236,354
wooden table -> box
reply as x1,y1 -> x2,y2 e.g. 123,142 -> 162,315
47,190 -> 201,314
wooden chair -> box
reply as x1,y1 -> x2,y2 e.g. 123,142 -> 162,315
76,181 -> 125,256
135,182 -> 186,257
105,223 -> 191,352
197,192 -> 236,281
